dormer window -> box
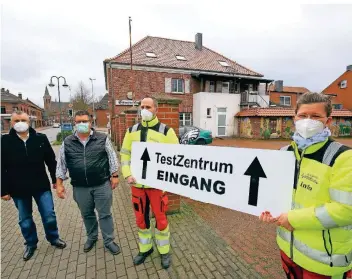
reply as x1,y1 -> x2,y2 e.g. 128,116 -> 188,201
219,61 -> 229,67
176,55 -> 186,61
146,52 -> 156,58
340,80 -> 347,89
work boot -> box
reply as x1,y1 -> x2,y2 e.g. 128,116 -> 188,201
105,242 -> 121,255
84,239 -> 97,253
23,245 -> 37,261
133,248 -> 154,265
161,253 -> 171,269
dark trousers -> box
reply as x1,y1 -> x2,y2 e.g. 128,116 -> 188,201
72,180 -> 114,245
13,190 -> 59,247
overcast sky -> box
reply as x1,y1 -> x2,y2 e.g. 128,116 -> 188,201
1,1 -> 352,108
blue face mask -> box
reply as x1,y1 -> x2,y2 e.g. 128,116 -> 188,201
76,123 -> 90,133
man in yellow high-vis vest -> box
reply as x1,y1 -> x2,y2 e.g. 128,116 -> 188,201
120,97 -> 179,269
260,92 -> 352,279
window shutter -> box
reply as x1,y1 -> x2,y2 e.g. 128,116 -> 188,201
185,79 -> 190,94
165,78 -> 172,93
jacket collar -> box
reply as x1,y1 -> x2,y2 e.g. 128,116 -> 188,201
141,116 -> 159,127
9,126 -> 36,137
290,138 -> 330,159
73,128 -> 97,141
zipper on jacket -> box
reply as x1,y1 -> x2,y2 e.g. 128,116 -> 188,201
24,142 -> 28,156
83,144 -> 89,185
290,149 -> 306,261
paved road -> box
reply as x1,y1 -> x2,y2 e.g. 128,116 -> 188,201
39,127 -> 61,143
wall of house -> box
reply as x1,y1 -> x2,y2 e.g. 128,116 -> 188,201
95,109 -> 109,128
193,92 -> 240,137
322,70 -> 352,110
331,117 -> 352,137
238,116 -> 351,139
269,92 -> 299,108
107,68 -> 197,115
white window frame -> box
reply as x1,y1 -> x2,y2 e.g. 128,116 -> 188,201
172,78 -> 184,94
146,52 -> 157,58
340,80 -> 347,89
176,55 -> 186,61
280,96 -> 291,106
179,112 -> 192,127
222,81 -> 230,93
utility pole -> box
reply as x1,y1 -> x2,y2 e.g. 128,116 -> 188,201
89,78 -> 96,126
129,16 -> 135,108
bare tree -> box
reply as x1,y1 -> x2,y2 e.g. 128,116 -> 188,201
72,81 -> 92,111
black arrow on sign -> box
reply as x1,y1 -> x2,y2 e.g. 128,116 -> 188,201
244,157 -> 267,207
140,148 -> 151,179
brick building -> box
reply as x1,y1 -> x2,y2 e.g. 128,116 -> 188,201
322,65 -> 352,110
268,80 -> 310,108
43,86 -> 73,125
95,93 -> 110,128
1,88 -> 44,132
236,107 -> 352,139
103,33 -> 273,137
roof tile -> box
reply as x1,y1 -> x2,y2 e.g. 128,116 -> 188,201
105,36 -> 263,77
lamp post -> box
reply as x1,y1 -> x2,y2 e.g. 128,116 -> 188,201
89,78 -> 96,127
48,76 -> 68,135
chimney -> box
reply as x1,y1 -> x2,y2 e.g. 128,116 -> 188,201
274,80 -> 283,92
347,65 -> 352,71
18,93 -> 22,99
195,33 -> 203,50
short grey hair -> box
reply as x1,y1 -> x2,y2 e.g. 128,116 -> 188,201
11,110 -> 29,122
142,97 -> 158,109
295,92 -> 332,117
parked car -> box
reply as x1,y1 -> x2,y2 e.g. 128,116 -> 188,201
61,123 -> 73,132
179,126 -> 213,145
53,123 -> 60,128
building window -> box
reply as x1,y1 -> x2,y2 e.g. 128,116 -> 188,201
1,107 -> 6,114
219,61 -> 229,67
340,80 -> 347,89
207,108 -> 211,118
176,55 -> 186,61
333,104 -> 343,110
179,112 -> 192,126
209,81 -> 215,92
12,107 -> 18,112
172,79 -> 184,93
146,52 -> 157,58
280,96 -> 291,106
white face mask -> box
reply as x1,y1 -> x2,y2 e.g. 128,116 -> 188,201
14,122 -> 29,133
295,119 -> 325,139
141,109 -> 154,121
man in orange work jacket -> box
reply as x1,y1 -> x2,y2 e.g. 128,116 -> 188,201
120,97 -> 179,269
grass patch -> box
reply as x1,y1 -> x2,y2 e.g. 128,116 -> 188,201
52,140 -> 62,146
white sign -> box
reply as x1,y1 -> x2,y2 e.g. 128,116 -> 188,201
115,100 -> 140,106
130,142 -> 296,217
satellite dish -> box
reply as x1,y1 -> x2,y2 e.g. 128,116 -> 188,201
127,91 -> 133,100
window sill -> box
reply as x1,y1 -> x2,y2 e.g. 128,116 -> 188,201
171,92 -> 185,95
207,116 -> 212,118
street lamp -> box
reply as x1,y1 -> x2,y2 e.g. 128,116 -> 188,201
89,77 -> 96,127
49,76 -> 68,135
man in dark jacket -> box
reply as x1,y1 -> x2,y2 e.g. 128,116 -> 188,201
56,110 -> 120,255
1,111 -> 66,261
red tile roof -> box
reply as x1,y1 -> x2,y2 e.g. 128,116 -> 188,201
268,85 -> 310,93
236,108 -> 352,117
105,36 -> 263,77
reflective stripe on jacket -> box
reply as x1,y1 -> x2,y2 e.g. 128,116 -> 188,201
120,116 -> 179,187
278,139 -> 352,276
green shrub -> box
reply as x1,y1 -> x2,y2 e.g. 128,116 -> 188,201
56,131 -> 73,142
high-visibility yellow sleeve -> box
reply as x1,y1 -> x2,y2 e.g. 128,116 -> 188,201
120,129 -> 132,179
165,127 -> 179,144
